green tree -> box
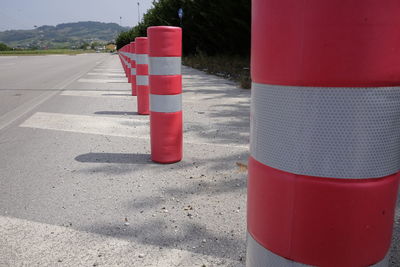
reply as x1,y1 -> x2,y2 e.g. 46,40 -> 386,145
115,0 -> 250,56
0,43 -> 12,51
79,42 -> 89,50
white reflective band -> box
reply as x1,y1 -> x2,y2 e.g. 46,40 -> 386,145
247,234 -> 308,267
127,53 -> 135,60
122,58 -> 131,68
130,68 -> 136,75
246,234 -> 388,267
150,94 -> 182,113
136,54 -> 149,65
149,57 -> 181,75
251,83 -> 400,179
136,75 -> 149,86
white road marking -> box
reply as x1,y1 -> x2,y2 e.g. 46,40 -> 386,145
20,112 -> 148,138
61,90 -> 132,98
60,91 -> 207,104
0,67 -> 96,131
87,73 -> 126,77
0,216 -> 238,267
20,112 -> 248,149
93,68 -> 123,72
78,78 -> 127,83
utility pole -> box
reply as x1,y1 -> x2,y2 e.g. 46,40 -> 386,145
137,1 -> 141,25
178,8 -> 183,27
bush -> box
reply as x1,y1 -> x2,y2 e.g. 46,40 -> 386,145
0,43 -> 12,51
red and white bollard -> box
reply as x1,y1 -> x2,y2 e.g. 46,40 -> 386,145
148,26 -> 182,164
135,37 -> 150,115
127,43 -> 132,84
124,46 -> 129,77
247,1 -> 400,267
121,46 -> 128,77
130,42 -> 137,96
118,49 -> 123,66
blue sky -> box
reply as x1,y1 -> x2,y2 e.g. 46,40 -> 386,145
0,0 -> 154,31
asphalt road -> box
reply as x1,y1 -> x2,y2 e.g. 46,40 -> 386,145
0,54 -> 109,129
0,54 -> 398,266
0,54 -> 249,266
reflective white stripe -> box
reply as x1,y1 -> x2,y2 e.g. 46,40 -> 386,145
123,52 -> 131,60
247,234 -> 308,267
149,57 -> 181,75
130,68 -> 136,75
127,53 -> 135,60
136,75 -> 149,86
251,82 -> 400,179
246,234 -> 389,267
136,54 -> 149,65
122,57 -> 130,68
150,94 -> 182,113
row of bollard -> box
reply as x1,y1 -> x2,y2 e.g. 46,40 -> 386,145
118,26 -> 182,164
118,6 -> 400,266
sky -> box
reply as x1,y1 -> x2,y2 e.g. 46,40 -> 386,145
0,0 -> 154,31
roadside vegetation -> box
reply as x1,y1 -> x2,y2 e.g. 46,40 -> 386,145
0,42 -> 12,51
183,55 -> 250,89
115,0 -> 251,88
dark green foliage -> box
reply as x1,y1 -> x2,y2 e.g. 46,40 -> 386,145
0,42 -> 12,51
116,0 -> 250,56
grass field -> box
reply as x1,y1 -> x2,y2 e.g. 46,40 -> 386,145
0,49 -> 96,56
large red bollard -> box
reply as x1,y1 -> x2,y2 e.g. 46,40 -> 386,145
148,26 -> 182,164
135,37 -> 150,115
130,42 -> 137,96
247,1 -> 400,267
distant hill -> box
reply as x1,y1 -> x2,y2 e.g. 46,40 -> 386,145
0,21 -> 129,49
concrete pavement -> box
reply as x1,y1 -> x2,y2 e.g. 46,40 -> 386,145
0,54 -> 398,266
